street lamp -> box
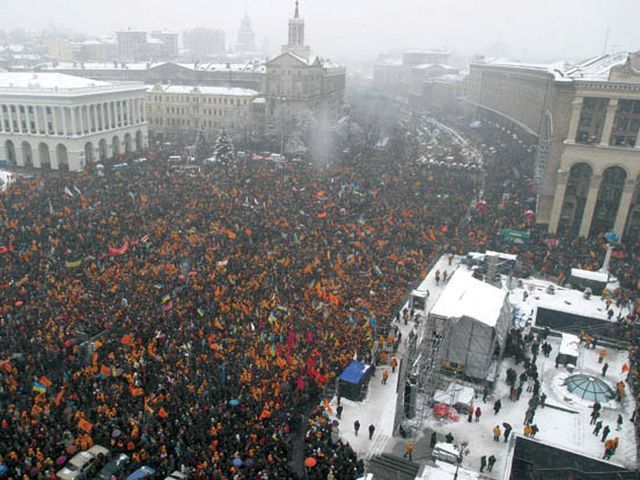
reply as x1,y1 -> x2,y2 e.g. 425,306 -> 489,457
453,440 -> 469,480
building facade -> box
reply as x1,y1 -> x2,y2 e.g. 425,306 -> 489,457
0,73 -> 148,172
149,32 -> 179,60
465,52 -> 640,240
145,84 -> 257,140
236,13 -> 257,53
183,28 -> 226,58
265,1 -> 345,122
117,30 -> 148,62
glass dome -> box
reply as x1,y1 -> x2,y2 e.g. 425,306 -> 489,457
564,374 -> 615,402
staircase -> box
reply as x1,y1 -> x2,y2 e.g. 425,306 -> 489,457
367,454 -> 421,480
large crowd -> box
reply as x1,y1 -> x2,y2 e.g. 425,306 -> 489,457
0,109 -> 638,479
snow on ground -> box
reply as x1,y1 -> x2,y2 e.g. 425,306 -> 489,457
328,254 -> 637,479
329,254 -> 460,459
419,460 -> 483,480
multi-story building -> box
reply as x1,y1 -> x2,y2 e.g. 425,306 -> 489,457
0,72 -> 148,171
264,1 -> 345,122
145,84 -> 257,140
74,39 -> 118,63
149,31 -> 178,60
42,37 -> 74,62
183,28 -> 225,58
117,30 -> 148,62
236,13 -> 257,53
465,51 -> 640,239
373,49 -> 452,95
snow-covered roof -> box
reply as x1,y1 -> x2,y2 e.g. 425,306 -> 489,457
148,84 -> 258,96
430,269 -> 507,326
0,72 -> 145,96
38,61 -> 265,73
475,51 -> 632,82
559,333 -> 580,357
433,382 -> 474,406
570,268 -> 609,284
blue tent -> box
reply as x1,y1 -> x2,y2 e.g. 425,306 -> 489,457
338,361 -> 372,401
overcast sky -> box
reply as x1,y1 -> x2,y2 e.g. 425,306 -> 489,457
2,0 -> 639,62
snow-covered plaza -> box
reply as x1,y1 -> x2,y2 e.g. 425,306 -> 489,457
327,254 -> 638,479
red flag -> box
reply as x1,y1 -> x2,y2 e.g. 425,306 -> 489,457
109,242 -> 129,256
78,418 -> 93,433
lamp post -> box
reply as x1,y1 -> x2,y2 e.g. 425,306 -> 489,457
453,440 -> 469,480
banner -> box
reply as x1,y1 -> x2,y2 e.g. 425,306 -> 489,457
500,229 -> 530,244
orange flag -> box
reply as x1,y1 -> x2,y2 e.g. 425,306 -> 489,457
130,387 -> 144,397
39,376 -> 53,388
78,417 -> 93,433
323,399 -> 334,415
121,334 -> 134,346
54,388 -> 65,407
158,407 -> 169,418
100,365 -> 111,376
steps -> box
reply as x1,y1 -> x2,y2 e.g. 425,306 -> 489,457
367,453 -> 420,480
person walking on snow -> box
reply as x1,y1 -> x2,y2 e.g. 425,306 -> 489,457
616,414 -> 623,431
354,420 -> 360,436
488,455 -> 497,472
593,420 -> 603,436
601,425 -> 611,442
494,399 -> 502,415
602,362 -> 609,377
403,441 -> 414,461
336,405 -> 343,419
493,425 -> 501,442
475,406 -> 482,422
368,424 -> 375,440
382,369 -> 389,384
480,455 -> 487,473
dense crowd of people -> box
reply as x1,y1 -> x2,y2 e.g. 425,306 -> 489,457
0,108 -> 638,479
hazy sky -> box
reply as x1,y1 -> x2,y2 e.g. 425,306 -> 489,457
2,0 -> 639,62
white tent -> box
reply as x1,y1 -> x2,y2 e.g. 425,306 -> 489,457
429,269 -> 511,380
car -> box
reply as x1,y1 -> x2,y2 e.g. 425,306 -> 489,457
126,466 -> 156,480
57,445 -> 110,480
164,472 -> 187,480
93,453 -> 130,480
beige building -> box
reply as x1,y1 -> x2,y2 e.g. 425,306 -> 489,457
145,84 -> 257,140
43,37 -> 74,62
265,1 -> 345,122
465,52 -> 640,240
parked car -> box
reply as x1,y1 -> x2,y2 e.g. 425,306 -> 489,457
56,445 -> 110,480
126,466 -> 156,480
93,453 -> 130,480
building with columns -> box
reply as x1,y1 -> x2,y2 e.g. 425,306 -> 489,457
465,51 -> 640,240
0,72 -> 148,172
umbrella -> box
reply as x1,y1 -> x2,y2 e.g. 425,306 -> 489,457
503,422 -> 512,430
112,429 -> 122,438
55,456 -> 67,466
304,457 -> 317,468
523,210 -> 536,222
232,457 -> 243,468
331,420 -> 339,427
228,399 -> 240,407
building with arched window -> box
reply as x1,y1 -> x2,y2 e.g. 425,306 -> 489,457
465,51 -> 640,240
0,72 -> 148,172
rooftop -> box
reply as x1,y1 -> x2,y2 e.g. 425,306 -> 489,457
475,51 -> 632,82
0,72 -> 145,96
430,268 -> 507,326
148,84 -> 258,96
